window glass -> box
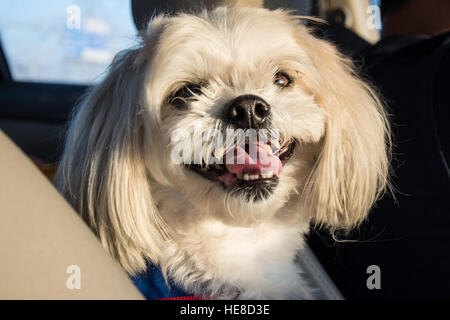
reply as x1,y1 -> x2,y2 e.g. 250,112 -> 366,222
0,0 -> 137,84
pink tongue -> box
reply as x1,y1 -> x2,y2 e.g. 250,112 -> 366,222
218,142 -> 283,187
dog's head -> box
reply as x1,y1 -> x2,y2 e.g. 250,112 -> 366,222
56,7 -> 390,273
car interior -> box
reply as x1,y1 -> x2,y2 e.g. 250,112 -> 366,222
1,0 -> 448,300
0,0 -> 379,165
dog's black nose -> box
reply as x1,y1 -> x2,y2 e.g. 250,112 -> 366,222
225,95 -> 271,129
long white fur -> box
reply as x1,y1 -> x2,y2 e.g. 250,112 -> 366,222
55,7 -> 390,299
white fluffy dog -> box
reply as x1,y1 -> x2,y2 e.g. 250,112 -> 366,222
56,6 -> 390,299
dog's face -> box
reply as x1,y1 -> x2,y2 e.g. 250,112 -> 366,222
56,7 -> 390,273
144,8 -> 328,224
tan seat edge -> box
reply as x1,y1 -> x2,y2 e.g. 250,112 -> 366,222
0,130 -> 143,299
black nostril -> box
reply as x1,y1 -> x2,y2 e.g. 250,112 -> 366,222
225,95 -> 271,129
254,102 -> 270,120
227,103 -> 252,129
231,105 -> 247,121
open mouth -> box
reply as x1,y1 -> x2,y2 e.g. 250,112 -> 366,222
185,138 -> 296,200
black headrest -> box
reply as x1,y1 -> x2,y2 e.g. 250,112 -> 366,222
132,0 -> 222,30
131,0 -> 312,30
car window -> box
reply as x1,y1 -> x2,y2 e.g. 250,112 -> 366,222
0,0 -> 137,84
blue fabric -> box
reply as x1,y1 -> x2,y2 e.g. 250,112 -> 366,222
131,264 -> 191,300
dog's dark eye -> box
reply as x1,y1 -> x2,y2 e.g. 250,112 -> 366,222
172,84 -> 202,99
167,83 -> 203,108
175,84 -> 202,98
273,72 -> 292,88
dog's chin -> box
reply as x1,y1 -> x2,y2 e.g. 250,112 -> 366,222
184,139 -> 296,202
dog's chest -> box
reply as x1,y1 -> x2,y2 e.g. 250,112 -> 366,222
181,220 -> 313,299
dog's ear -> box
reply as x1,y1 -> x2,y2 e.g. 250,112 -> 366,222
293,22 -> 391,230
55,22 -> 169,275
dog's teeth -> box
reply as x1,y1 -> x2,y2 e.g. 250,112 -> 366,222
243,173 -> 250,181
251,175 -> 259,180
261,171 -> 273,179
